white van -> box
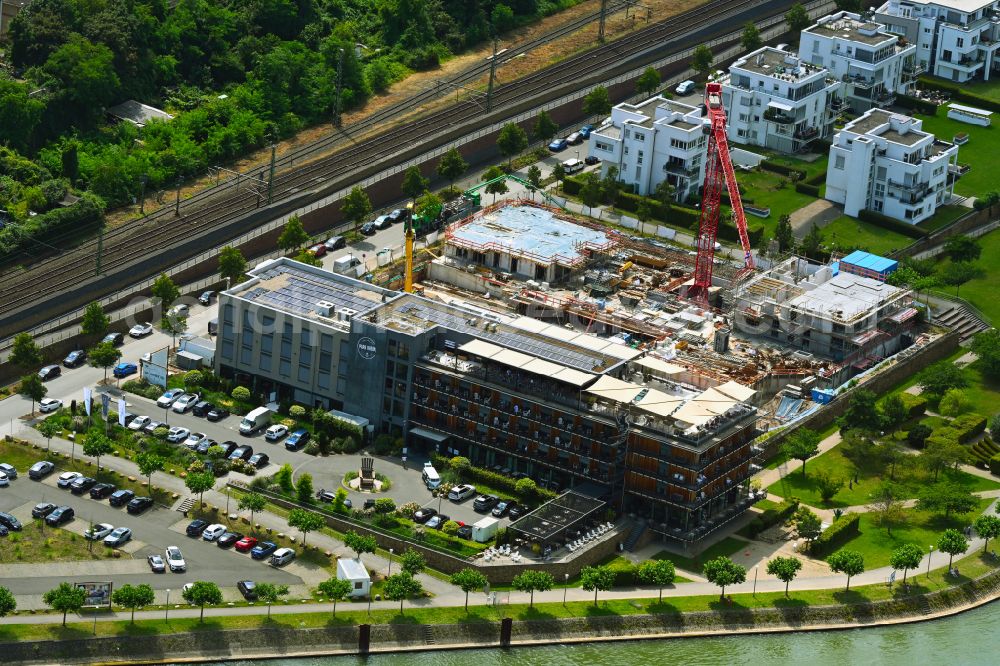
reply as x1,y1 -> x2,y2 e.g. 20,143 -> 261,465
561,158 -> 585,174
675,79 -> 696,95
240,406 -> 272,436
332,255 -> 361,275
422,462 -> 441,489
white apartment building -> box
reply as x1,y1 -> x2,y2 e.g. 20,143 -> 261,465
587,95 -> 707,200
876,0 -> 1000,82
721,47 -> 842,154
800,11 -> 920,113
825,108 -> 959,224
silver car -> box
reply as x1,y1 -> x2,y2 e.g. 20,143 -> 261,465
104,527 -> 132,547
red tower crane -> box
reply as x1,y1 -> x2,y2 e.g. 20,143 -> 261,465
688,82 -> 755,304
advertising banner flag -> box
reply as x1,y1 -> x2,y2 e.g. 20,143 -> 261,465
83,387 -> 92,416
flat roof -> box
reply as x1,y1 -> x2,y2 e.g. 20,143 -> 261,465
786,272 -> 902,322
447,204 -> 614,267
733,47 -> 825,80
508,491 -> 606,543
337,557 -> 370,580
808,18 -> 895,46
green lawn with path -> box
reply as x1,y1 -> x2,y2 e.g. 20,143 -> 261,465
653,536 -> 748,573
913,112 -> 999,198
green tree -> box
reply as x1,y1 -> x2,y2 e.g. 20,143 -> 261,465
907,423 -> 933,449
81,301 -> 109,339
800,223 -> 825,260
582,86 -> 612,117
182,581 -> 223,621
653,179 -> 676,208
937,528 -> 969,569
43,582 -> 86,626
254,582 -> 290,617
399,549 -> 426,576
889,544 -> 924,586
436,147 -> 468,192
317,577 -> 354,617
785,3 -> 812,32
826,550 -> 865,591
82,434 -> 113,471
740,22 -> 762,52
941,261 -> 984,296
703,556 -> 746,600
515,477 -> 538,499
637,558 -> 676,602
526,165 -> 543,195
970,329 -> 1000,379
0,586 -> 16,617
511,569 -> 554,607
384,572 -> 423,613
973,514 -> 1000,553
814,471 -> 845,504
868,483 -> 906,536
794,506 -> 823,544
840,389 -> 883,432
944,235 -> 982,263
343,530 -> 378,562
580,565 -> 616,607
232,386 -> 252,402
766,556 -> 802,598
579,173 -> 602,214
691,45 -> 714,76
43,35 -> 119,120
37,418 -> 60,452
450,568 -> 488,610
332,487 -> 349,514
274,463 -> 295,494
880,394 -> 908,430
601,165 -> 622,206
401,166 -> 430,201
918,482 -> 978,518
491,3 -> 515,32
287,508 -> 324,546
151,273 -> 179,310
497,122 -> 528,166
782,428 -> 821,476
916,361 -> 968,396
88,341 -> 122,383
185,470 -> 215,507
920,436 -> 969,481
295,472 -> 315,505
775,214 -> 794,253
938,388 -> 970,416
19,374 -> 47,415
415,190 -> 442,221
112,583 -> 155,622
277,214 -> 310,252
294,250 -> 322,267
10,332 -> 42,371
373,498 -> 397,515
483,167 -> 509,203
635,66 -> 661,96
533,110 -> 558,143
218,246 -> 247,286
238,492 -> 267,530
840,429 -> 875,475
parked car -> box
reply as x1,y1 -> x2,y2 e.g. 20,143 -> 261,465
270,547 -> 296,567
113,362 -> 138,378
127,496 -> 154,514
251,541 -> 278,560
101,332 -> 125,346
456,524 -> 473,540
198,291 -> 215,305
191,401 -> 213,417
508,504 -> 531,521
372,214 -> 392,230
237,580 -> 258,600
57,471 -> 83,489
147,554 -> 166,573
229,445 -> 253,461
324,235 -> 346,251
183,432 -> 208,449
388,208 -> 407,223
216,441 -> 238,458
143,420 -> 164,435
548,138 -> 568,151
217,532 -> 243,549
360,221 -> 377,235
675,79 -> 696,95
165,546 -> 186,572
308,243 -> 328,257
284,429 -> 310,451
473,494 -> 499,512
194,439 -> 215,455
584,155 -> 601,165
38,364 -> 61,381
128,415 -> 151,431
566,131 -> 583,145
413,507 -> 437,524
166,427 -> 190,443
129,322 -> 153,338
70,477 -> 97,494
0,463 -> 15,480
492,500 -> 516,518
31,502 -> 56,518
579,124 -> 595,139
157,389 -> 185,408
425,514 -> 449,530
448,484 -> 476,502
28,461 -> 54,480
104,527 -> 132,547
39,398 -> 62,413
186,519 -> 209,537
265,424 -> 288,441
90,483 -> 116,500
45,506 -> 74,526
167,304 -> 189,318
172,393 -> 200,413
109,489 -> 135,507
0,471 -> 10,487
235,536 -> 258,553
63,350 -> 87,368
202,524 -> 227,541
0,512 -> 22,531
206,406 -> 230,422
248,453 -> 270,469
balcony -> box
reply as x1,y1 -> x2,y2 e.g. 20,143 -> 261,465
763,108 -> 795,125
794,125 -> 819,141
846,74 -> 876,90
664,161 -> 699,177
887,179 -> 932,205
829,97 -> 846,111
902,61 -> 926,77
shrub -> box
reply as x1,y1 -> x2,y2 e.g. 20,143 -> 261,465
231,386 -> 251,402
289,405 -> 306,418
760,160 -> 806,180
605,557 -> 638,586
990,453 -> 1000,476
894,93 -> 937,115
813,513 -> 861,557
951,413 -> 987,444
431,453 -> 556,503
795,182 -> 820,197
857,209 -> 927,238
745,498 -> 799,538
899,393 -> 927,420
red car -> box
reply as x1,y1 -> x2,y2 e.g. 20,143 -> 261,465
307,244 -> 327,257
234,536 -> 258,553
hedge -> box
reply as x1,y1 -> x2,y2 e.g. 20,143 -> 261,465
605,557 -> 638,586
760,159 -> 806,180
812,513 -> 861,557
926,427 -> 961,450
917,76 -> 1000,114
430,453 -> 557,503
894,93 -> 938,116
899,393 -> 928,420
951,413 -> 987,444
805,170 -> 828,186
858,208 -> 928,239
991,453 -> 1000,476
745,498 -> 799,538
795,182 -> 821,197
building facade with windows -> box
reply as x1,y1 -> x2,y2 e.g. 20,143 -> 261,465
587,95 -> 707,201
800,11 -> 919,113
875,0 -> 1000,82
825,108 -> 959,224
721,47 -> 842,153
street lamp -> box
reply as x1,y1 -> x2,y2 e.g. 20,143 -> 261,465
927,545 -> 934,579
563,573 -> 569,605
165,589 -> 170,622
388,548 -> 394,576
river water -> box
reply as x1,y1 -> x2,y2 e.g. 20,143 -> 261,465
207,601 -> 997,666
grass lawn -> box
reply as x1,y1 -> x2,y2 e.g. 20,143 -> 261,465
913,112 -> 999,198
820,215 -> 914,256
832,499 -> 993,569
0,520 -> 111,563
916,204 -> 968,232
952,78 -> 1000,104
653,536 -> 748,573
932,227 -> 1000,326
727,168 -> 818,236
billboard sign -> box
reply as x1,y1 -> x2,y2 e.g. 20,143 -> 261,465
143,347 -> 169,388
76,581 -> 113,608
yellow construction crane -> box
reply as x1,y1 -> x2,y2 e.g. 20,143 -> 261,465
403,214 -> 416,293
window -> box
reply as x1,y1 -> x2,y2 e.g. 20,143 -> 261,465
280,338 -> 292,359
319,351 -> 333,372
624,146 -> 629,155
876,166 -> 887,181
261,334 -> 273,353
240,346 -> 251,365
637,150 -> 643,165
956,38 -> 964,48
259,352 -> 272,372
298,364 -> 310,383
635,166 -> 641,181
834,154 -> 845,170
595,141 -> 612,151
221,340 -> 234,360
634,132 -> 646,141
279,358 -> 291,376
300,345 -> 312,366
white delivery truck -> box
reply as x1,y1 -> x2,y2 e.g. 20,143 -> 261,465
422,462 -> 442,489
561,158 -> 585,174
240,406 -> 272,435
471,516 -> 500,543
332,255 -> 362,276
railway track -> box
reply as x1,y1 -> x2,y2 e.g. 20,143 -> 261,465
0,0 -> 797,335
